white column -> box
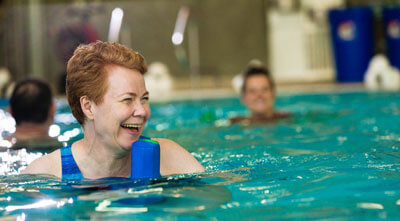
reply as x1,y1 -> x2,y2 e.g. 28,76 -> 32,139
28,0 -> 44,78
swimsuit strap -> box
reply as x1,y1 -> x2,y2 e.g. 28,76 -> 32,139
60,145 -> 84,180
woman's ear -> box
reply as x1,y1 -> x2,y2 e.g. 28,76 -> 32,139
80,96 -> 95,120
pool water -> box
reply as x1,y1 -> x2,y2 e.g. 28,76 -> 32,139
0,91 -> 400,219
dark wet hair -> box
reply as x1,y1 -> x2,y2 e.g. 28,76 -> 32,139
10,78 -> 52,125
241,66 -> 275,95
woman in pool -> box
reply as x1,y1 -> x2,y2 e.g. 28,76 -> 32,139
23,41 -> 204,179
230,64 -> 291,125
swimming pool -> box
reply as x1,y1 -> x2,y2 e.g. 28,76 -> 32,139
0,91 -> 399,219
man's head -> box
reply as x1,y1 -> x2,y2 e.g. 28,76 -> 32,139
10,78 -> 53,126
241,66 -> 276,116
66,41 -> 147,126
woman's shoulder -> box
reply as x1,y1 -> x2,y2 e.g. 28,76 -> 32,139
152,138 -> 205,175
21,148 -> 62,177
229,116 -> 249,125
153,138 -> 186,153
274,111 -> 292,119
152,138 -> 178,146
230,111 -> 293,125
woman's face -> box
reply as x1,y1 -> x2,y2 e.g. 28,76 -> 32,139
242,74 -> 275,116
91,65 -> 150,152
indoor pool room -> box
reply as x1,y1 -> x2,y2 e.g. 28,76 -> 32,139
0,0 -> 400,220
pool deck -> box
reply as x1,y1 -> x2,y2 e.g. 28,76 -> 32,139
276,82 -> 365,95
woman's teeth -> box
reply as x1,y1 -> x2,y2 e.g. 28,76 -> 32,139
121,124 -> 140,131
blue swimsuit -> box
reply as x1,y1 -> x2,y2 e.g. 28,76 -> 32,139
60,136 -> 151,180
60,145 -> 84,180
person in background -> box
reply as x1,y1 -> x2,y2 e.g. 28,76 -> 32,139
5,78 -> 62,152
230,64 -> 291,125
23,41 -> 204,179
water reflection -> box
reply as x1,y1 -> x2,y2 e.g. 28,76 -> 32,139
0,174 -> 232,219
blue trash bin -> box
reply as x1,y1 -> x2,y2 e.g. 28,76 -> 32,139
328,7 -> 374,82
383,7 -> 400,70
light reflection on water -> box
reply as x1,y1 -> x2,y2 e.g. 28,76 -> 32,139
0,150 -> 42,175
0,91 -> 399,219
0,109 -> 16,136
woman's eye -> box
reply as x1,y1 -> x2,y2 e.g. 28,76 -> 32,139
123,98 -> 132,102
142,96 -> 149,102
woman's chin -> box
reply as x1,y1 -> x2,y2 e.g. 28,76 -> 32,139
118,140 -> 136,151
119,134 -> 141,146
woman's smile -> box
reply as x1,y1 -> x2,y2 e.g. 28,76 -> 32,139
120,123 -> 143,135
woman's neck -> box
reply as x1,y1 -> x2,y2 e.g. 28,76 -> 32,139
72,135 -> 131,179
251,109 -> 275,119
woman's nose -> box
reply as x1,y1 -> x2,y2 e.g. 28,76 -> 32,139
255,90 -> 264,98
133,101 -> 147,117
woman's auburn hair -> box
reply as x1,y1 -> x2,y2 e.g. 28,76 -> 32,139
66,41 -> 147,125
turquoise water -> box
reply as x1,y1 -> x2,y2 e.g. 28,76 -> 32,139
1,91 -> 400,219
